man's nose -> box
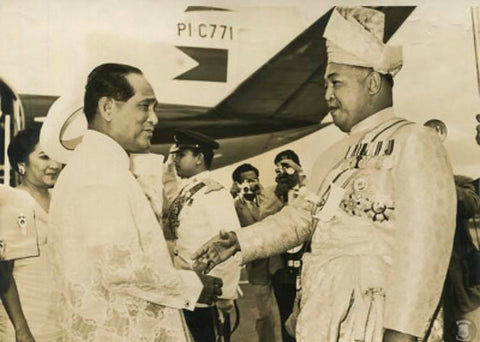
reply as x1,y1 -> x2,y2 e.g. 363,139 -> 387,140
324,84 -> 334,102
148,109 -> 159,126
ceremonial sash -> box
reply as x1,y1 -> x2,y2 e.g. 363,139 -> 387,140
167,182 -> 207,239
313,118 -> 413,224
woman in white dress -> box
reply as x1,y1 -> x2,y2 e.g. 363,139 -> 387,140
0,127 -> 62,342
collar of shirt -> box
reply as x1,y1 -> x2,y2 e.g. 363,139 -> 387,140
349,106 -> 395,136
80,130 -> 130,171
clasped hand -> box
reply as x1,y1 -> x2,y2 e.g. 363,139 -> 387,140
191,230 -> 240,274
197,273 -> 223,305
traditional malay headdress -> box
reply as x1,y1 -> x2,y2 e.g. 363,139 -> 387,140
323,6 -> 403,77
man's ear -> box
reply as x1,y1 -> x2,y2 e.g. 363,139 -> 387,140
366,72 -> 382,96
98,97 -> 114,122
195,152 -> 205,166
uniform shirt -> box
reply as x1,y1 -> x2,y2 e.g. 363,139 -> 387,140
236,107 -> 456,340
48,130 -> 202,342
171,171 -> 241,303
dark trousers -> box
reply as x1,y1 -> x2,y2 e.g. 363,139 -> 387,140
183,307 -> 231,342
272,271 -> 297,342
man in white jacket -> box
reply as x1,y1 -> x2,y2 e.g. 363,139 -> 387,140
48,63 -> 222,342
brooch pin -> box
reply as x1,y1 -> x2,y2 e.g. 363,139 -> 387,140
17,214 -> 27,236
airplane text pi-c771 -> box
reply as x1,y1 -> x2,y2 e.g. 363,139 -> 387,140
177,22 -> 234,40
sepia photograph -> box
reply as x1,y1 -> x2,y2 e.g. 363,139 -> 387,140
0,1 -> 479,341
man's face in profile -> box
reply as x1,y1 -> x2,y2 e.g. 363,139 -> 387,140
324,63 -> 371,132
275,157 -> 300,187
109,73 -> 158,153
173,148 -> 199,179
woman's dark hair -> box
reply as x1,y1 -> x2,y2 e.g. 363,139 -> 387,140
7,127 -> 41,173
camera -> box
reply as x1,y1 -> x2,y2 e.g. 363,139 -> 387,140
275,165 -> 295,183
239,180 -> 257,201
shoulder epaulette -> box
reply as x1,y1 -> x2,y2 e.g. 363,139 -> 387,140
202,178 -> 224,194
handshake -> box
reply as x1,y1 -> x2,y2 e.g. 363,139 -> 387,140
197,273 -> 223,305
192,230 -> 241,305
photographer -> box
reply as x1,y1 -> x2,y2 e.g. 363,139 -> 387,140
271,150 -> 306,342
232,149 -> 305,342
232,163 -> 283,342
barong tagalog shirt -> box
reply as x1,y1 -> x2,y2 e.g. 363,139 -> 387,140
48,130 -> 203,342
235,107 -> 456,341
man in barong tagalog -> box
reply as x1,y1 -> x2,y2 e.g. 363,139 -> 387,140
192,7 -> 456,342
46,63 -> 223,342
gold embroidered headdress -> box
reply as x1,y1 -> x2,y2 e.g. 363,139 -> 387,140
324,7 -> 403,76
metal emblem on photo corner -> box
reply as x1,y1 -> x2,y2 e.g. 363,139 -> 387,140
17,213 -> 27,235
455,319 -> 476,341
0,240 -> 5,258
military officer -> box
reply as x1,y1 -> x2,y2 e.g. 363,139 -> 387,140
166,129 -> 241,342
192,7 -> 456,342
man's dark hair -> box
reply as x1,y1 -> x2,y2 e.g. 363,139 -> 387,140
7,126 -> 41,173
191,148 -> 214,169
232,163 -> 259,183
274,149 -> 301,166
83,63 -> 143,123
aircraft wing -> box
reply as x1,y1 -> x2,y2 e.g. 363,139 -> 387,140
17,6 -> 416,169
208,6 -> 416,123
154,6 -> 416,144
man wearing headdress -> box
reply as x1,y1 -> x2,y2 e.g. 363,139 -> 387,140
192,7 -> 456,342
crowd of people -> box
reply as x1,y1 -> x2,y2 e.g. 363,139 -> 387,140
0,5 -> 479,342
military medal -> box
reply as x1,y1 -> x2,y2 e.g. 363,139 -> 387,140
367,157 -> 377,168
382,156 -> 394,169
17,213 -> 27,236
357,157 -> 367,169
365,198 -> 395,222
375,157 -> 384,169
353,178 -> 368,192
